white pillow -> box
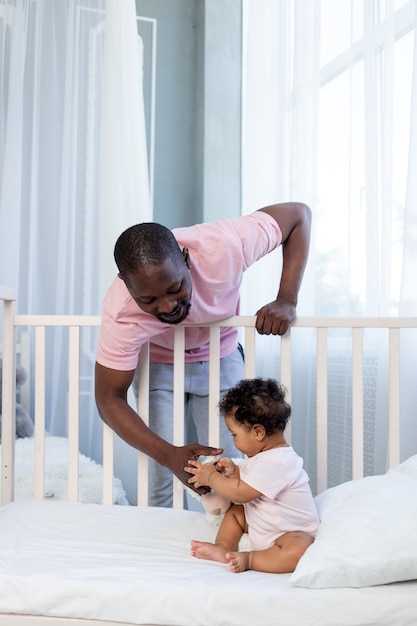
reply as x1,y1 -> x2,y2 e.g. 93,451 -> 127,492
289,455 -> 417,588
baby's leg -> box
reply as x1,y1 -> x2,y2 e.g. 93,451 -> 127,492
191,504 -> 246,563
226,531 -> 314,574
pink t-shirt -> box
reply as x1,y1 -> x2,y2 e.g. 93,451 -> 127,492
240,447 -> 320,550
96,211 -> 282,370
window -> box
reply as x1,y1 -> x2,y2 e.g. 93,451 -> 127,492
242,0 -> 417,316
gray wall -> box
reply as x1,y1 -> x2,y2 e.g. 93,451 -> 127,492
136,0 -> 242,228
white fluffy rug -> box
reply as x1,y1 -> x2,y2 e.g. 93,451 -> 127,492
0,436 -> 128,505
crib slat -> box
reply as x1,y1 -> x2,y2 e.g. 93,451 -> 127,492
173,327 -> 185,509
280,331 -> 292,442
316,328 -> 328,493
352,328 -> 364,479
67,327 -> 80,502
388,328 -> 400,468
102,423 -> 114,505
18,330 -> 31,412
34,327 -> 46,500
136,341 -> 150,506
244,326 -> 256,379
208,326 -> 221,448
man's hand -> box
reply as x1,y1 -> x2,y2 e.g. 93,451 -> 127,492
168,444 -> 223,495
255,296 -> 296,336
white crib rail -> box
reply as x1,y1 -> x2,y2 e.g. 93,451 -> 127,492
1,286 -> 417,507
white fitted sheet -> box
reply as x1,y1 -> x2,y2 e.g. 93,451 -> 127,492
0,499 -> 416,626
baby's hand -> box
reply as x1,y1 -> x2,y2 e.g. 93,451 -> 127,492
215,457 -> 237,478
185,459 -> 217,488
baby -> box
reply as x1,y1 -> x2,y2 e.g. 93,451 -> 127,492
185,377 -> 320,573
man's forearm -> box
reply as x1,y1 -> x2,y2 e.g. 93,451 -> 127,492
277,204 -> 312,305
97,396 -> 174,466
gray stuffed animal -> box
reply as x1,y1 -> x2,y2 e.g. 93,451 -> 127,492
0,357 -> 34,443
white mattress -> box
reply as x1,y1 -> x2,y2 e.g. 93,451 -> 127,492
0,499 -> 416,626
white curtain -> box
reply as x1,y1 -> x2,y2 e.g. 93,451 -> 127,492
0,0 -> 152,469
98,0 -> 152,301
241,0 -> 417,490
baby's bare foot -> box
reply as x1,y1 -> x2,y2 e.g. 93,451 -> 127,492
226,551 -> 251,573
190,540 -> 228,563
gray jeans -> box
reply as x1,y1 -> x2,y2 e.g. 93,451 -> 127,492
133,347 -> 244,507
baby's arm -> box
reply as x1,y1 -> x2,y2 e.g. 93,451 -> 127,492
198,458 -> 238,515
186,459 -> 261,504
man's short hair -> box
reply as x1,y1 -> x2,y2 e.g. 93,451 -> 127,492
114,223 -> 184,277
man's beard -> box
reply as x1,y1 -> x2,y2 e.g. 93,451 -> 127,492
156,301 -> 192,325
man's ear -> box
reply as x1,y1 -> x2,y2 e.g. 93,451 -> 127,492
118,272 -> 124,280
183,247 -> 191,269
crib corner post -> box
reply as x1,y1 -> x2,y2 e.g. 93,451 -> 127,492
1,291 -> 16,506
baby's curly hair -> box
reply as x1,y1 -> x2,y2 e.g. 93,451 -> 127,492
218,377 -> 291,436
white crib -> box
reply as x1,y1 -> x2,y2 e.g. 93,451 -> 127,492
1,285 -> 417,626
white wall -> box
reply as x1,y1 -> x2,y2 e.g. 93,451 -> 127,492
136,0 -> 242,227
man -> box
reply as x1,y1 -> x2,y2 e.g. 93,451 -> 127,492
95,202 -> 312,507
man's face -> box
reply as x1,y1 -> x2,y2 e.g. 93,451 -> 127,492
122,256 -> 192,324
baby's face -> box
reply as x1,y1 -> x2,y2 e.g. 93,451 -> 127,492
225,413 -> 262,458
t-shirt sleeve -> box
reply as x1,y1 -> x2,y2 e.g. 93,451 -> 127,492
96,317 -> 142,371
96,277 -> 151,371
173,211 -> 282,275
231,212 -> 282,269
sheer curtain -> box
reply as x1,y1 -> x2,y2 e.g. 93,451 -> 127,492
0,0 -> 152,469
241,0 -> 417,490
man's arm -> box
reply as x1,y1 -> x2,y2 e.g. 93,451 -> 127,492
95,362 -> 222,492
256,202 -> 312,335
